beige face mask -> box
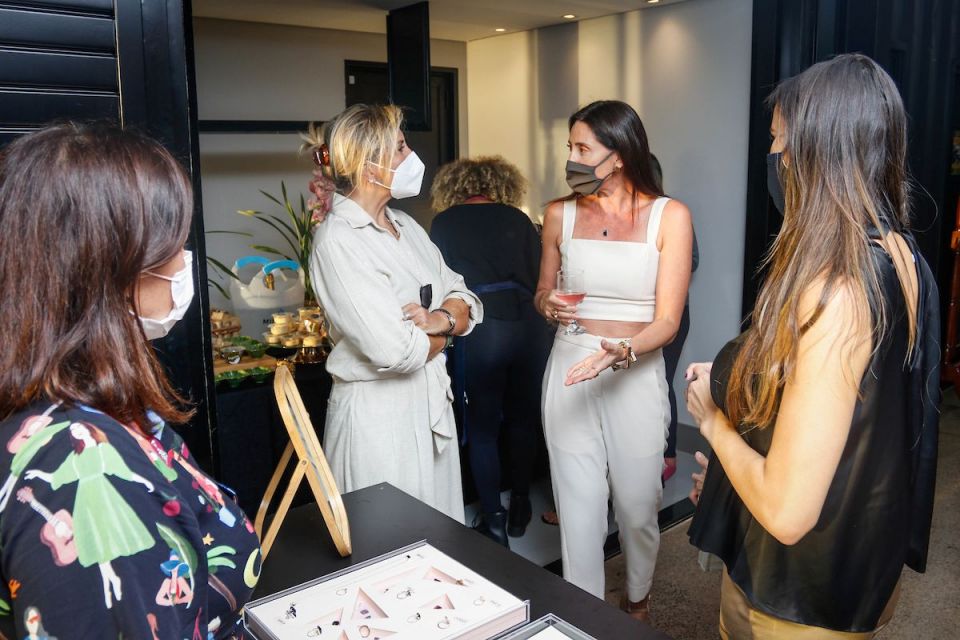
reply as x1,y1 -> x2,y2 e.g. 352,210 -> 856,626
565,151 -> 615,195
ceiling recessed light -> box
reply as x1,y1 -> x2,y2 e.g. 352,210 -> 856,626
562,14 -> 577,19
495,28 -> 506,32
646,0 -> 660,3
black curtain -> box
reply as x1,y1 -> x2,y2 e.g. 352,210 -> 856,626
742,0 -> 960,323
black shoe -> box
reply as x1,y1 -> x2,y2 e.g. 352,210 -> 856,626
473,508 -> 509,547
507,493 -> 532,538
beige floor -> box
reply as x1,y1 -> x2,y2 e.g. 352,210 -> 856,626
603,389 -> 960,639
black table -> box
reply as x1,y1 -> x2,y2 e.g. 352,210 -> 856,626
254,483 -> 670,639
215,361 -> 332,515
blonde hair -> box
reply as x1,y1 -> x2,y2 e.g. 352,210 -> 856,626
430,156 -> 527,212
303,104 -> 404,192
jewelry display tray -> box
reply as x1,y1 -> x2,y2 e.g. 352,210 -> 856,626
497,614 -> 596,640
244,541 -> 530,640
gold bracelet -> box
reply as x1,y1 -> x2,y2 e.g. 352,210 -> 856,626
611,340 -> 637,371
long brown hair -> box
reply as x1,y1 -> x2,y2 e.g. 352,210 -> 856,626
551,100 -> 664,206
726,54 -> 916,430
0,122 -> 194,429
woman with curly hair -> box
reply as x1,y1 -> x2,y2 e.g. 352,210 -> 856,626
430,156 -> 552,546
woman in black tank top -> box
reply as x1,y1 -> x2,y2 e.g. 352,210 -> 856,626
683,54 -> 940,637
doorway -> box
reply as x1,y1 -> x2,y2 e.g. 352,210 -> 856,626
344,60 -> 458,228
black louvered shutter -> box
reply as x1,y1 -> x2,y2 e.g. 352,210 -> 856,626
0,0 -> 219,474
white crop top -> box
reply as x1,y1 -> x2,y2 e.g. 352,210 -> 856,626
559,197 -> 668,322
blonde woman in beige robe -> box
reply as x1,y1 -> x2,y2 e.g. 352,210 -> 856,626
309,104 -> 482,523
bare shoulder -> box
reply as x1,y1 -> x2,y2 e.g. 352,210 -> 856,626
658,198 -> 692,248
800,277 -> 870,343
540,200 -> 567,240
662,198 -> 692,225
542,200 -> 566,226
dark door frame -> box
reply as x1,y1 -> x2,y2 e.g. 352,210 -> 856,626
344,59 -> 459,162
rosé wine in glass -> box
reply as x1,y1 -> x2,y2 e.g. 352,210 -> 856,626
557,270 -> 587,335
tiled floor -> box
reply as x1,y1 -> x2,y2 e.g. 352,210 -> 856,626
464,450 -> 700,568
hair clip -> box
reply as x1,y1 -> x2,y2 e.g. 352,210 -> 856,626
336,587 -> 348,596
313,144 -> 331,167
396,587 -> 413,600
437,616 -> 451,630
473,596 -> 485,606
280,603 -> 297,621
306,626 -> 322,637
407,612 -> 422,623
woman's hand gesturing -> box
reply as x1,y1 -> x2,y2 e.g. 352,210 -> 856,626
564,339 -> 627,386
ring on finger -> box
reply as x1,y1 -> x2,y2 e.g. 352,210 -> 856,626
551,309 -> 559,320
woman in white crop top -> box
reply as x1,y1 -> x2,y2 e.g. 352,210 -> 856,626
534,100 -> 693,624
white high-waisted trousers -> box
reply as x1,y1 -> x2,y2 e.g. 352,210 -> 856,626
542,330 -> 669,601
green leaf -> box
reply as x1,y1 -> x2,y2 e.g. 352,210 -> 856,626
249,245 -> 291,259
265,215 -> 301,256
156,523 -> 198,575
259,190 -> 284,208
237,209 -> 262,217
207,229 -> 254,237
206,256 -> 242,282
207,544 -> 237,558
0,598 -> 10,614
208,279 -> 231,300
245,212 -> 297,253
208,557 -> 237,570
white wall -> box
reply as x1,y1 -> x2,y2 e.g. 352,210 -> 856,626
467,0 -> 753,426
193,18 -> 468,311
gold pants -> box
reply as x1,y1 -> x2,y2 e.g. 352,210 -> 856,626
719,570 -> 900,640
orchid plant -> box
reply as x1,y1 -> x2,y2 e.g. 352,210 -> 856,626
207,123 -> 335,305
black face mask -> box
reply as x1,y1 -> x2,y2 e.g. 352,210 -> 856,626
766,152 -> 785,216
565,151 -> 615,195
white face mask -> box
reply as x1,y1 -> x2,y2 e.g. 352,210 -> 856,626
139,250 -> 195,340
370,151 -> 425,199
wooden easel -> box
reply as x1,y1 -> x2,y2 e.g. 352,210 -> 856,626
254,362 -> 351,559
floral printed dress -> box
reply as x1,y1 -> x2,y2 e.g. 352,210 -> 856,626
0,403 -> 261,639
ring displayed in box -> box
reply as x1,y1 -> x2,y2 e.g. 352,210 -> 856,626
244,541 -> 529,640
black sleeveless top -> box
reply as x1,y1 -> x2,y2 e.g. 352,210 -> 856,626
688,237 -> 941,632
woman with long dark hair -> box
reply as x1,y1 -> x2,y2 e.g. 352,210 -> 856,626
536,100 -> 693,621
0,123 -> 259,639
686,54 -> 939,637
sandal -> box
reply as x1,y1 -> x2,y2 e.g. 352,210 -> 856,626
621,593 -> 651,624
540,510 -> 560,526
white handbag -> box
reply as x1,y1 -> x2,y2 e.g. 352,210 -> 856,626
228,256 -> 305,334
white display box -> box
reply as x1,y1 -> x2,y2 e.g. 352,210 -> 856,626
244,541 -> 530,640
497,614 -> 596,640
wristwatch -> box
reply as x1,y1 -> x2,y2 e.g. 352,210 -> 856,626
444,335 -> 455,351
435,308 -> 457,335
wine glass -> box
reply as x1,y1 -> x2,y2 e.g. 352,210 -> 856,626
556,269 -> 587,335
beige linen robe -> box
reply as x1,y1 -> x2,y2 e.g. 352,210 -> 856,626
310,195 -> 482,523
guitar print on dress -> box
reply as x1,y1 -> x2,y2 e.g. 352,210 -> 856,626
15,487 -> 77,566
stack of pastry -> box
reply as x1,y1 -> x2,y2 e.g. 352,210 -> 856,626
261,307 -> 329,361
210,309 -> 242,350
